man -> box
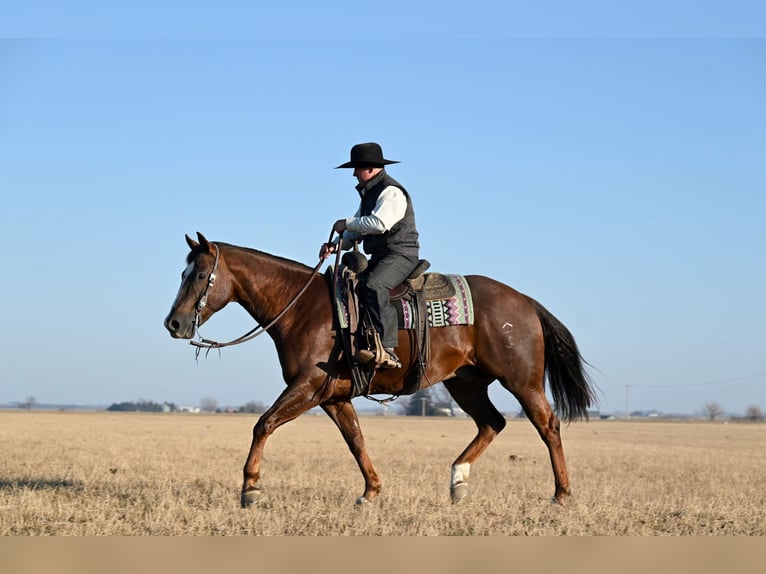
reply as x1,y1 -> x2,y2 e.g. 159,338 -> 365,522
319,142 -> 420,369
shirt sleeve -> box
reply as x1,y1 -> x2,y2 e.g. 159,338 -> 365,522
345,186 -> 407,235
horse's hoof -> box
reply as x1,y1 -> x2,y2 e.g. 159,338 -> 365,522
356,496 -> 370,506
241,489 -> 261,508
450,482 -> 468,503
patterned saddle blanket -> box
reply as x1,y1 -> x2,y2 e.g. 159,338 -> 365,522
334,271 -> 475,330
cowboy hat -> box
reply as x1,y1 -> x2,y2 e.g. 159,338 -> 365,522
335,142 -> 400,169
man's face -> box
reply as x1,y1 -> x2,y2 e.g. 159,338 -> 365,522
353,166 -> 381,184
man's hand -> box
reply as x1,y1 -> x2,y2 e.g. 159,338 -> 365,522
319,242 -> 337,260
332,219 -> 348,233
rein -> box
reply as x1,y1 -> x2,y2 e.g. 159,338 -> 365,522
190,232 -> 342,355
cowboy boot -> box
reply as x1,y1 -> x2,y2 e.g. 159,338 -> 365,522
356,348 -> 375,365
356,329 -> 384,366
378,348 -> 402,369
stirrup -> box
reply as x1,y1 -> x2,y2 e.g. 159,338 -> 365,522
378,349 -> 402,370
355,347 -> 401,369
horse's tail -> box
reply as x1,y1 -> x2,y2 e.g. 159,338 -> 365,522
530,298 -> 597,422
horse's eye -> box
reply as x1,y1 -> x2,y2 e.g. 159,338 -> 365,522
198,273 -> 207,280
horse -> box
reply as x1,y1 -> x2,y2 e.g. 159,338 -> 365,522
164,232 -> 596,508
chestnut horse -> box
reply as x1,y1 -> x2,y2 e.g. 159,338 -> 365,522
164,232 -> 595,508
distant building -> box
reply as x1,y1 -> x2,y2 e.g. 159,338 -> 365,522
177,406 -> 201,413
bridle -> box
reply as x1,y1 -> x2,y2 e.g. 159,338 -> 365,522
192,241 -> 221,333
190,232 -> 342,355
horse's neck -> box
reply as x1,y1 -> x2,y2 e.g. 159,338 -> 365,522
226,247 -> 314,324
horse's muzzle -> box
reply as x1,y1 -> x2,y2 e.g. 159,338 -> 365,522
164,313 -> 195,339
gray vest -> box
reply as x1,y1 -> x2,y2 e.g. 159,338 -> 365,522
357,171 -> 419,259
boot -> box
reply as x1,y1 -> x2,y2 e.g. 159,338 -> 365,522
356,328 -> 384,366
356,347 -> 401,369
356,348 -> 376,365
378,348 -> 402,369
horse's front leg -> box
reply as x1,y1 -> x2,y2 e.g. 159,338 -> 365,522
321,401 -> 382,504
241,382 -> 319,508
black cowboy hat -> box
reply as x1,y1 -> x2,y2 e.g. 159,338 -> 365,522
335,142 -> 400,169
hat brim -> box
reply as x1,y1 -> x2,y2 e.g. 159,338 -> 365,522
335,159 -> 400,169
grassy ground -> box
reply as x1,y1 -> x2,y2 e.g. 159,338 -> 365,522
0,411 -> 763,535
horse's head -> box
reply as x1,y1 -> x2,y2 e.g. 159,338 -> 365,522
164,232 -> 232,339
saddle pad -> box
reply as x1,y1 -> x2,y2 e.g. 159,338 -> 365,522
399,274 -> 474,329
334,272 -> 474,330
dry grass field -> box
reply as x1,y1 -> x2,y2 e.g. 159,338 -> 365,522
0,410 -> 764,535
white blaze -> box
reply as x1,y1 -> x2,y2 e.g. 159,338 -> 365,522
172,261 -> 195,307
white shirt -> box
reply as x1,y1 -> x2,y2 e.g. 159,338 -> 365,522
340,185 -> 408,245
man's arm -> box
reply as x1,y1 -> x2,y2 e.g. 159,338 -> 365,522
345,186 -> 407,235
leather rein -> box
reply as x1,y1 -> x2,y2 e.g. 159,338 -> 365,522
190,232 -> 343,355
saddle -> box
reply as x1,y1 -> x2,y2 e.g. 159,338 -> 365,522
336,249 -> 434,399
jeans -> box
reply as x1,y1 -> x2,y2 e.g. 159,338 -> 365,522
357,252 -> 419,349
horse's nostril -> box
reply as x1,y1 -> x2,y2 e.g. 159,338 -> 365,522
164,315 -> 181,333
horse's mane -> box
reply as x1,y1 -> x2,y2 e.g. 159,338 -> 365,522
198,242 -> 314,273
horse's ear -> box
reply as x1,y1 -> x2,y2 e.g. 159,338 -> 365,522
185,234 -> 199,249
196,232 -> 210,250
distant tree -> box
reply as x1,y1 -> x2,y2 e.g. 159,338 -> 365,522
20,396 -> 37,410
430,385 -> 454,408
744,405 -> 763,421
107,399 -> 163,412
200,397 -> 219,413
238,400 -> 267,414
429,385 -> 456,416
703,402 -> 724,421
401,388 -> 434,416
400,387 -> 454,416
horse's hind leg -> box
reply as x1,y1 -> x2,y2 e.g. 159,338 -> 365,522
513,387 -> 571,504
321,400 -> 382,504
443,372 -> 505,503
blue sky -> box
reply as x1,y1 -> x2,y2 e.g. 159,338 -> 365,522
1,4 -> 764,415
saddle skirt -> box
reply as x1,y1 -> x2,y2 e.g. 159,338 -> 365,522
334,269 -> 475,331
